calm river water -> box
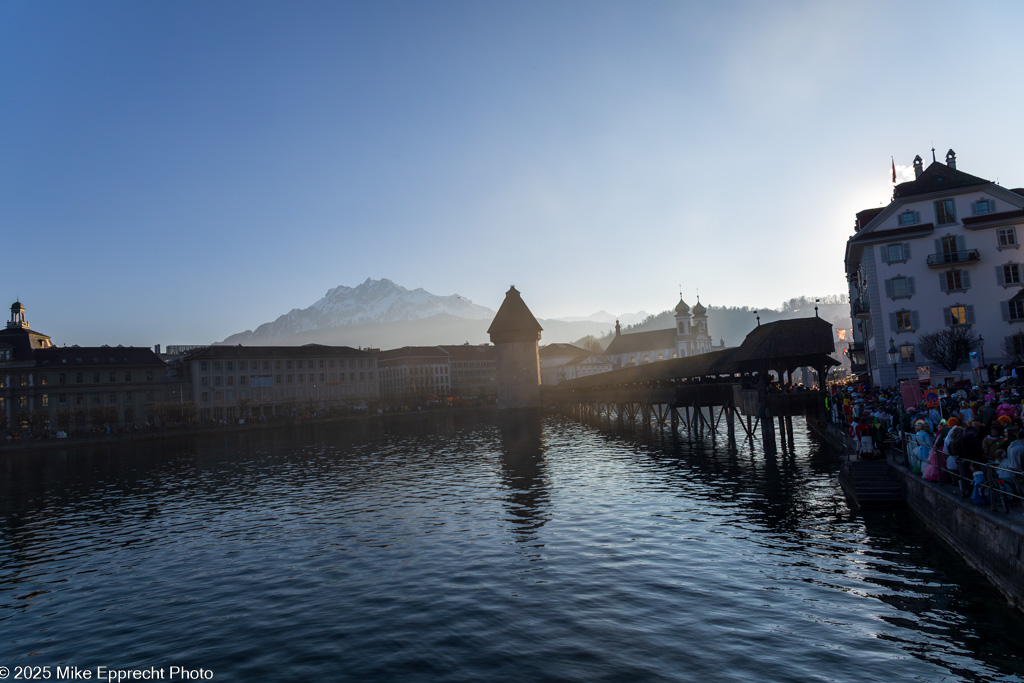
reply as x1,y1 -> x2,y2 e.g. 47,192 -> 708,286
2,412 -> 1023,682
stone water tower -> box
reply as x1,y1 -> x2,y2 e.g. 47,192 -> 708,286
487,286 -> 542,409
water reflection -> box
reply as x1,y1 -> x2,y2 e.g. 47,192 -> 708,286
496,410 -> 549,544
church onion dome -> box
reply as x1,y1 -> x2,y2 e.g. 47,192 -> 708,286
675,298 -> 690,316
692,300 -> 706,316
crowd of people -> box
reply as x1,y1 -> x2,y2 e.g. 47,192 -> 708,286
827,379 -> 1024,507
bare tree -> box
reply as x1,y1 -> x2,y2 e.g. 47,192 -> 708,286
1004,331 -> 1024,367
917,327 -> 978,373
577,335 -> 605,354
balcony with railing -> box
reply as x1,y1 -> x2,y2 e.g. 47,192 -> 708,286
926,249 -> 980,267
851,299 -> 870,318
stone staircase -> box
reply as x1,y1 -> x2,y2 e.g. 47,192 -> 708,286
840,459 -> 904,508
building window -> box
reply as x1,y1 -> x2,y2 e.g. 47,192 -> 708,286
974,199 -> 993,215
886,276 -> 914,299
998,227 -> 1017,248
945,304 -> 973,326
109,372 -> 116,383
1010,301 -> 1024,321
200,362 -> 208,372
900,344 -> 915,363
882,242 -> 908,265
897,211 -> 918,227
935,199 -> 957,225
213,362 -> 221,371
1001,264 -> 1022,286
941,270 -> 970,292
891,310 -> 918,333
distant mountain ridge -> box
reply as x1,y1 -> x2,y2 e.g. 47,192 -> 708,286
219,279 -> 847,351
221,278 -> 496,345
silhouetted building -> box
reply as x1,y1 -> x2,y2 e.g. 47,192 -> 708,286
488,286 -> 542,409
185,344 -> 379,421
0,301 -> 167,434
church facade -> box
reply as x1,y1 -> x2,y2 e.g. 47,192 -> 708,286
604,296 -> 714,368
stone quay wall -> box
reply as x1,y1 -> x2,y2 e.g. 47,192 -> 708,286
900,465 -> 1024,611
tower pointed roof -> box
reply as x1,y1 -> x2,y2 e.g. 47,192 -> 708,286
487,286 -> 543,343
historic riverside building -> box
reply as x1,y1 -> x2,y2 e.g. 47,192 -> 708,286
604,295 -> 714,368
845,150 -> 1024,386
0,301 -> 167,434
184,345 -> 379,422
487,286 -> 542,409
378,344 -> 497,405
539,343 -> 613,385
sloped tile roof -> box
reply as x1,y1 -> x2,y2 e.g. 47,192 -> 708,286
604,328 -> 677,355
893,161 -> 990,198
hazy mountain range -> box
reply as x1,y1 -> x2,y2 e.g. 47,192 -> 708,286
219,278 -> 849,350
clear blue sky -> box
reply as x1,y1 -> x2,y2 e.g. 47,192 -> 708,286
3,0 -> 1024,347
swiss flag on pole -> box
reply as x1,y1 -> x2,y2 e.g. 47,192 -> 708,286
892,157 -> 897,183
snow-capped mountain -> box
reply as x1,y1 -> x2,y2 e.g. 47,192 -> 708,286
221,278 -> 494,345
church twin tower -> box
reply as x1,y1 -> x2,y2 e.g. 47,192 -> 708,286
487,286 -> 712,410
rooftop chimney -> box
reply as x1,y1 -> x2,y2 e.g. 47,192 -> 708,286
913,155 -> 923,179
946,149 -> 956,170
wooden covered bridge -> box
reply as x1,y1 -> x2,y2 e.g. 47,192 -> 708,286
546,318 -> 840,453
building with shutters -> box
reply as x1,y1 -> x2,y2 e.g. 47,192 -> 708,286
845,150 -> 1024,386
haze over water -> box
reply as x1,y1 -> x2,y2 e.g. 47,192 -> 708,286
2,413 -> 1022,681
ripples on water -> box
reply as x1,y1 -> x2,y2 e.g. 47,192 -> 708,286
1,412 -> 1023,682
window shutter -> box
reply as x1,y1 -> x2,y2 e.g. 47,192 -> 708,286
903,242 -> 911,259
1002,301 -> 1011,321
966,305 -> 976,324
934,238 -> 942,254
914,211 -> 920,224
910,311 -> 920,330
880,246 -> 889,264
907,277 -> 916,295
939,273 -> 948,292
972,201 -> 979,217
991,200 -> 997,213
956,234 -> 967,252
962,270 -> 971,289
889,312 -> 898,331
884,278 -> 893,298
998,265 -> 1006,286
944,307 -> 953,326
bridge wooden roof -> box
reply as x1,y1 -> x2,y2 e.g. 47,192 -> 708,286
553,318 -> 837,391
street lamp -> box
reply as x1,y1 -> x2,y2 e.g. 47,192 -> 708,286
887,338 -> 899,384
979,335 -> 986,365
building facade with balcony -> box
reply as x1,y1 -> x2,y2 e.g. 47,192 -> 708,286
845,151 -> 1024,386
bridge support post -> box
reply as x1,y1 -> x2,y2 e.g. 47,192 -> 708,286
785,414 -> 795,450
726,406 -> 736,449
761,407 -> 777,454
777,414 -> 787,451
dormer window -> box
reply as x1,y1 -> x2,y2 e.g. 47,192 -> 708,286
974,199 -> 994,215
897,211 -> 919,227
